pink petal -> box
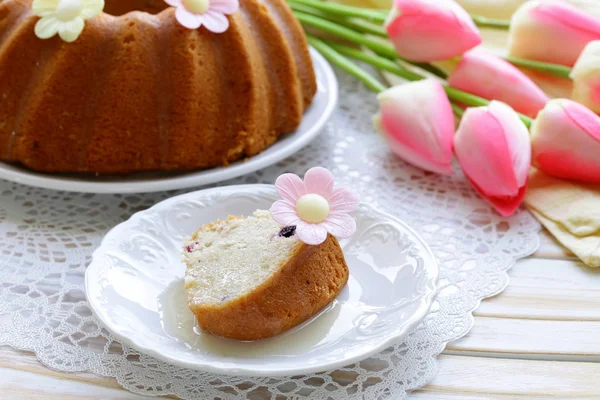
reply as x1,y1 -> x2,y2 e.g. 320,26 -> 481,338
375,79 -> 454,175
509,0 -> 600,66
535,150 -> 600,183
328,187 -> 360,213
164,0 -> 182,6
269,200 -> 301,226
489,101 -> 531,188
563,98 -> 600,141
210,0 -> 239,14
531,99 -> 600,183
321,213 -> 357,238
275,173 -> 305,203
385,0 -> 481,62
468,177 -> 528,217
175,7 -> 202,29
303,167 -> 335,198
448,50 -> 549,118
199,11 -> 229,33
571,41 -> 600,114
454,102 -> 528,197
295,221 -> 328,245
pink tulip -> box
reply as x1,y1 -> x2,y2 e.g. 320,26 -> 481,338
454,101 -> 531,217
373,79 -> 455,175
448,50 -> 549,118
385,0 -> 481,62
508,0 -> 600,67
531,99 -> 600,183
571,40 -> 600,114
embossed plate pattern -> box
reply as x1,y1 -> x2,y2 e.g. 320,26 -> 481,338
85,185 -> 438,377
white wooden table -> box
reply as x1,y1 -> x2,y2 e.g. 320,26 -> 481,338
2,229 -> 599,399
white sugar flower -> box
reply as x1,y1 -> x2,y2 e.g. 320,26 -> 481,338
32,0 -> 104,43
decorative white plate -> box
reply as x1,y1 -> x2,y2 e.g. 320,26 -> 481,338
85,185 -> 438,377
0,48 -> 337,194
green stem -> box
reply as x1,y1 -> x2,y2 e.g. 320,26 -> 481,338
412,62 -> 449,79
295,11 -> 398,59
288,2 -> 387,37
289,0 -> 387,23
327,42 -> 423,81
288,1 -> 568,81
451,103 -> 466,117
326,41 -> 533,127
469,14 -> 511,30
307,36 -> 387,93
503,56 -> 572,79
294,11 -> 447,78
287,0 -> 514,33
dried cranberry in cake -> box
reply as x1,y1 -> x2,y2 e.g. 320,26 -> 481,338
182,210 -> 348,341
278,225 -> 297,238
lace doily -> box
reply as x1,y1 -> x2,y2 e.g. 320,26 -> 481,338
0,73 -> 540,399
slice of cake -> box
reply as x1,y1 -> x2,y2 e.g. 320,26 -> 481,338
183,210 -> 349,341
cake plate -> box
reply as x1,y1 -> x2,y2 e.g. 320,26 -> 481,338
85,185 -> 439,377
0,48 -> 337,194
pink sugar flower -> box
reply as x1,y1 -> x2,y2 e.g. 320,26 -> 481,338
165,0 -> 239,33
270,167 -> 360,245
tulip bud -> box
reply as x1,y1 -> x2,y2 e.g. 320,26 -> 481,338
373,79 -> 455,175
508,0 -> 600,67
531,99 -> 600,183
454,101 -> 531,216
385,0 -> 481,62
571,40 -> 600,114
448,50 -> 549,118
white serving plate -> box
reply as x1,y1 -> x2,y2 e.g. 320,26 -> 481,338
0,48 -> 337,194
85,184 -> 438,377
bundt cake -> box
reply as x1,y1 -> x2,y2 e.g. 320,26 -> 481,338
183,210 -> 349,341
0,0 -> 317,174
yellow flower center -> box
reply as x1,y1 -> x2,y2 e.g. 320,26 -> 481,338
296,194 -> 330,224
183,0 -> 210,14
56,0 -> 84,21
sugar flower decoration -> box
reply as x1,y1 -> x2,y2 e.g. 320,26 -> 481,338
32,0 -> 104,43
270,167 -> 360,245
165,0 -> 239,33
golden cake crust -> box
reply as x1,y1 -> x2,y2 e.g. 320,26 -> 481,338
188,234 -> 349,341
0,0 -> 317,174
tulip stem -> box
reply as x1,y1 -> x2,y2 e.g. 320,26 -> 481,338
288,2 -> 388,37
451,104 -> 466,117
325,41 -> 534,128
294,11 -> 448,79
288,0 -> 570,81
307,36 -> 387,93
288,0 -> 387,24
295,11 -> 397,58
502,56 -> 573,79
326,42 -> 423,81
469,14 -> 511,30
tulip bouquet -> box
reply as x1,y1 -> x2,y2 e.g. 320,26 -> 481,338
288,0 -> 600,217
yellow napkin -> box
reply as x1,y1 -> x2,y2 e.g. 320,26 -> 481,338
525,169 -> 600,267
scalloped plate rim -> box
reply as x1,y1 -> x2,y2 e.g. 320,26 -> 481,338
0,48 -> 337,194
85,184 -> 439,377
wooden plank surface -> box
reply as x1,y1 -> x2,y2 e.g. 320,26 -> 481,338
426,355 -> 600,397
2,228 -> 600,398
448,317 -> 600,360
476,257 -> 600,321
2,347 -> 599,399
